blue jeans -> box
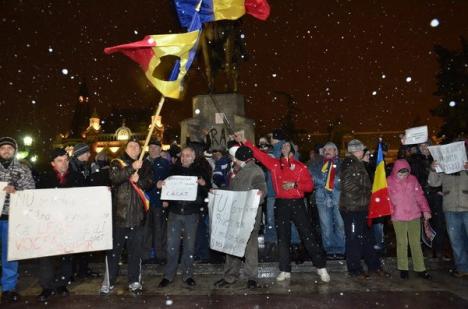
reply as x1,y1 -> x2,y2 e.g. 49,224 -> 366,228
264,197 -> 277,244
316,199 -> 345,254
164,213 -> 199,281
1,220 -> 18,292
372,223 -> 385,250
444,211 -> 468,272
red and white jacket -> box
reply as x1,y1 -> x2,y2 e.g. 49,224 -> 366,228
244,141 -> 313,199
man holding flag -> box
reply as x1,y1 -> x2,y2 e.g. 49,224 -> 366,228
100,138 -> 153,296
340,139 -> 389,279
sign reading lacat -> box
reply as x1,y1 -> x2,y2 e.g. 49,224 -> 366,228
8,186 -> 112,261
208,189 -> 260,257
161,176 -> 198,201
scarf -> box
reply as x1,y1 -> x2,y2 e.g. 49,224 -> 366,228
321,159 -> 336,191
112,158 -> 150,212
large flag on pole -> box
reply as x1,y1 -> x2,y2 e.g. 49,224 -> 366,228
368,143 -> 392,225
104,30 -> 199,99
174,0 -> 270,29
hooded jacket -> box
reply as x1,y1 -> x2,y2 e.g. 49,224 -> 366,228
244,141 -> 313,199
387,159 -> 430,221
0,152 -> 35,218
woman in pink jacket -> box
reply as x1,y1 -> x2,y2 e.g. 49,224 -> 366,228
388,159 -> 432,280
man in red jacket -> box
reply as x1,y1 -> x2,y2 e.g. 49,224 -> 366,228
234,134 -> 330,282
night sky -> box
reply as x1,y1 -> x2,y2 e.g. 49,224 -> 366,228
2,1 -> 468,147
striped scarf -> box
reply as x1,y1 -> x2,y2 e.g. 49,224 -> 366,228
321,159 -> 336,191
112,158 -> 150,212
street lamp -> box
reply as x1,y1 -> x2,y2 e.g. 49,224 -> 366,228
23,136 -> 33,146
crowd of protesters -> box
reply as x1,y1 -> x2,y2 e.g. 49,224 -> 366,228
0,130 -> 467,303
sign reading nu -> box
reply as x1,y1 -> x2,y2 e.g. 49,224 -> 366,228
8,186 -> 112,261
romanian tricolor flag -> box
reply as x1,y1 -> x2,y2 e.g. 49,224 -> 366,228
104,30 -> 199,99
367,143 -> 392,225
174,0 -> 271,29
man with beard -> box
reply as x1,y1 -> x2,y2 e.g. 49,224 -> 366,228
0,137 -> 35,303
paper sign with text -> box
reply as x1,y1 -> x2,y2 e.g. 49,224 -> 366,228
403,126 -> 428,145
208,189 -> 260,257
8,186 -> 112,261
161,176 -> 198,201
428,141 -> 467,174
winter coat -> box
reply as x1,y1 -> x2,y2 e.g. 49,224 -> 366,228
244,141 -> 313,199
407,153 -> 435,194
212,155 -> 231,188
145,156 -> 171,208
0,157 -> 35,218
387,159 -> 430,221
89,160 -> 111,187
165,163 -> 211,215
339,154 -> 371,212
69,157 -> 91,186
428,170 -> 468,212
309,157 -> 341,207
229,160 -> 267,203
110,153 -> 153,228
37,168 -> 85,189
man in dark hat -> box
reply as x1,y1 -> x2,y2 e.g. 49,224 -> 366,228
35,148 -> 85,302
214,145 -> 267,289
145,139 -> 170,264
0,137 -> 35,303
68,142 -> 100,279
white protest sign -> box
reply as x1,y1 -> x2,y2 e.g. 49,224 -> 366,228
208,189 -> 260,257
0,182 -> 7,215
403,126 -> 428,145
161,176 -> 198,201
8,186 -> 112,261
428,141 -> 467,174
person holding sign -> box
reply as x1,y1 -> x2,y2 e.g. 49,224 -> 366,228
213,146 -> 267,289
100,139 -> 153,296
0,137 -> 35,303
35,148 -> 84,302
429,156 -> 468,278
234,134 -> 330,283
158,146 -> 211,288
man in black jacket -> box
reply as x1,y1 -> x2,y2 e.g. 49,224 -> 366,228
100,139 -> 153,296
36,148 -> 84,302
340,140 -> 387,279
158,146 -> 211,288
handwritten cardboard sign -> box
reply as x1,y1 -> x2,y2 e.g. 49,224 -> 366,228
8,186 -> 112,261
403,126 -> 428,145
428,141 -> 467,174
161,176 -> 198,201
0,182 -> 7,215
208,189 -> 260,257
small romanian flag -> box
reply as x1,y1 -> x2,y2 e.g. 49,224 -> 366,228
174,0 -> 271,29
368,143 -> 392,225
104,31 -> 199,99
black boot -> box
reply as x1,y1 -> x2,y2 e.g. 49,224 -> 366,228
400,270 -> 409,280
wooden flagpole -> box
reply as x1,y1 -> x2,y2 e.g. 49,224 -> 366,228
138,95 -> 166,161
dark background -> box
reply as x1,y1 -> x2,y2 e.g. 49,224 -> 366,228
1,0 -> 467,147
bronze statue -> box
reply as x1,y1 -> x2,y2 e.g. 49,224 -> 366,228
200,19 -> 246,93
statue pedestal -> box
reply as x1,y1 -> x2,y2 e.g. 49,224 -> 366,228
180,93 -> 255,149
